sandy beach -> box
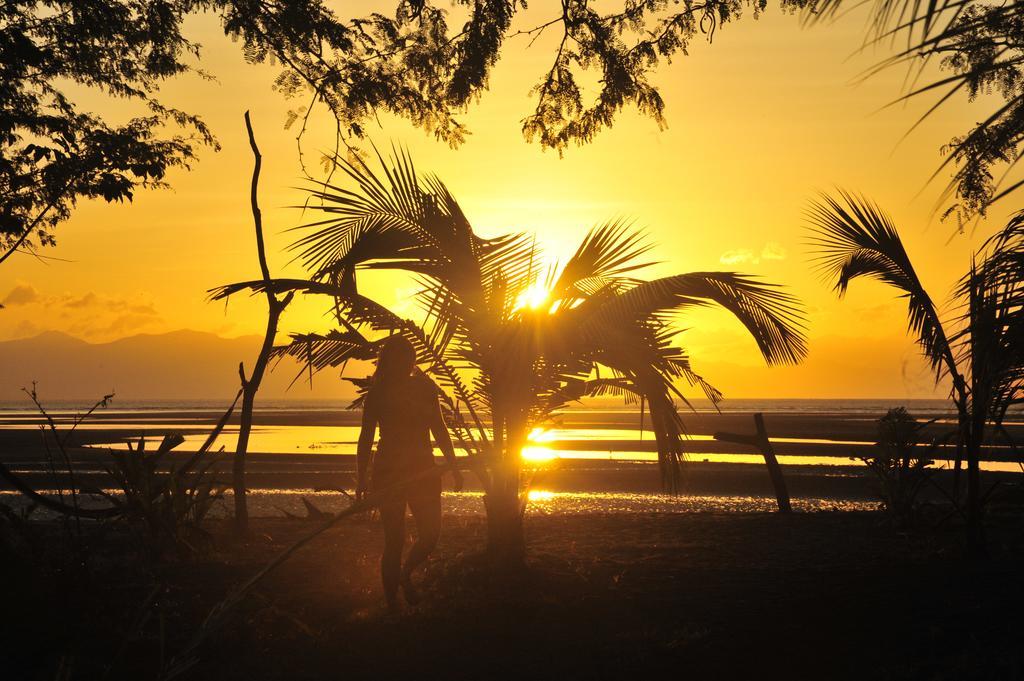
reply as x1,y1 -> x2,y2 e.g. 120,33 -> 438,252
4,403 -> 1024,679
5,511 -> 1024,680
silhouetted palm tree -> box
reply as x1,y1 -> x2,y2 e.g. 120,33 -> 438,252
808,191 -> 1024,554
212,150 -> 807,563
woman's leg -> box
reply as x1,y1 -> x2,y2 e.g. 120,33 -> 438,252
379,498 -> 406,609
402,487 -> 442,591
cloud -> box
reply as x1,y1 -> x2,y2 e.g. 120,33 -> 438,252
851,303 -> 898,324
56,291 -> 158,317
719,249 -> 756,266
11,319 -> 41,338
64,292 -> 99,308
2,284 -> 40,306
123,302 -> 158,316
719,242 -> 788,266
0,287 -> 161,341
95,312 -> 161,336
761,242 -> 787,261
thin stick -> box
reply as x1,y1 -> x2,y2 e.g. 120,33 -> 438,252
233,111 -> 294,535
714,413 -> 792,513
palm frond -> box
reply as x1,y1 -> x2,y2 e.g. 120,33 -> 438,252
272,329 -> 378,386
802,0 -> 962,45
806,190 -> 960,389
549,220 -> 655,306
208,278 -> 407,334
803,0 -> 1024,216
953,211 -> 1024,421
578,271 -> 808,366
287,146 -> 443,282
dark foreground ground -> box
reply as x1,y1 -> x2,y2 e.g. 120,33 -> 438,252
4,511 -> 1024,681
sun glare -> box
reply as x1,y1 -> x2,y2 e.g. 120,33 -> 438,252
515,283 -> 552,311
521,446 -> 556,462
528,427 -> 555,442
521,427 -> 557,462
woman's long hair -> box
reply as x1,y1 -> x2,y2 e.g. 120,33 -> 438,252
373,334 -> 416,389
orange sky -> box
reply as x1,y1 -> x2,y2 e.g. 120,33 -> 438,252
1,3 -> 1017,399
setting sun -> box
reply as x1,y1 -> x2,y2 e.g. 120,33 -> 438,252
514,283 -> 552,312
520,446 -> 556,462
521,427 -> 558,462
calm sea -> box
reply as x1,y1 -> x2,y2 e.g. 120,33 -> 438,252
1,398 -> 1020,470
3,398 -> 1022,516
0,397 -> 962,415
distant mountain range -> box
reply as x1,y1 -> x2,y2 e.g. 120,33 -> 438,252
0,330 -> 357,403
0,329 -> 946,404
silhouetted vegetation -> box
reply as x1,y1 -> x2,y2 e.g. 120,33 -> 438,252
210,149 -> 807,564
0,387 -> 240,558
101,434 -> 226,560
797,0 -> 1024,222
809,192 -> 1024,553
1,0 -> 771,262
1,1 -> 213,262
5,0 -> 1013,261
862,407 -> 938,523
0,389 -> 234,677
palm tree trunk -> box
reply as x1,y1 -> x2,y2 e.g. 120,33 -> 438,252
647,406 -> 667,490
951,408 -> 967,503
646,394 -> 681,493
484,485 -> 524,566
484,408 -> 525,567
965,415 -> 987,558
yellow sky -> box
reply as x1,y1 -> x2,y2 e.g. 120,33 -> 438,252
0,4 -> 1016,399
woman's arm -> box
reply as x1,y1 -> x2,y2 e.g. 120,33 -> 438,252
428,399 -> 457,466
428,398 -> 463,491
355,394 -> 378,498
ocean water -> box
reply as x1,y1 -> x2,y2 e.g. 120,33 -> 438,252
0,397 -> 963,416
1,398 -> 1021,471
3,398 -> 1020,517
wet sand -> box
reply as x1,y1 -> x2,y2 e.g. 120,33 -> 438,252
2,406 -> 1022,461
4,447 -> 1022,510
4,405 -> 1023,513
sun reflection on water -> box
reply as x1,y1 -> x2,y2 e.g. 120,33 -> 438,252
521,427 -> 558,462
0,488 -> 883,519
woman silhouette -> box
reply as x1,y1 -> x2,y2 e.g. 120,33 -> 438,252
356,335 -> 463,609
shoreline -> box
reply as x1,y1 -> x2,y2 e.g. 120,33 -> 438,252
4,409 -> 1024,465
4,407 -> 1021,514
4,453 -> 1022,513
